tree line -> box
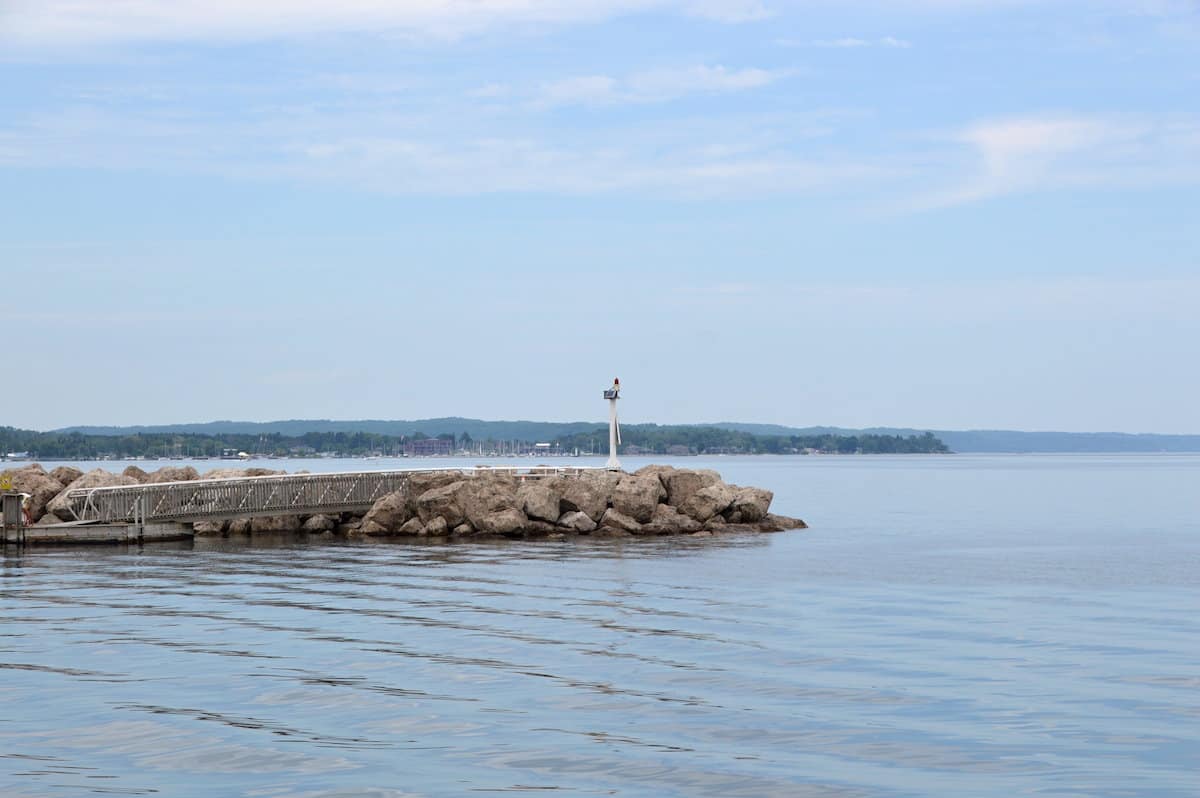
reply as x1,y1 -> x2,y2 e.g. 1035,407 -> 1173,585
1,425 -> 949,459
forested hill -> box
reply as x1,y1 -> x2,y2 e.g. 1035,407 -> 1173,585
46,418 -> 1200,453
708,424 -> 1200,453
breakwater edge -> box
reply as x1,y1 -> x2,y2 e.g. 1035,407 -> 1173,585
1,461 -> 805,542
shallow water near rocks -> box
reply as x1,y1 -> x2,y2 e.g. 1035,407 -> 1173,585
2,454 -> 1198,797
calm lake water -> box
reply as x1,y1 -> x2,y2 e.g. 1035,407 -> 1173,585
2,454 -> 1198,797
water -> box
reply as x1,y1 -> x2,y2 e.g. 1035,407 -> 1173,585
2,454 -> 1197,797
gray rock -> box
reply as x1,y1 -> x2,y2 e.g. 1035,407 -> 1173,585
679,481 -> 737,522
301,514 -> 336,533
46,469 -> 139,521
611,473 -> 665,523
524,519 -> 559,537
362,490 -> 413,534
517,482 -> 560,523
634,464 -> 676,493
599,507 -> 642,533
557,510 -> 597,533
760,513 -> 807,532
452,522 -> 475,536
424,516 -> 449,537
415,481 -> 467,528
147,466 -> 200,484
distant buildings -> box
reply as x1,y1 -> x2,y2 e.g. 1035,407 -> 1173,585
404,438 -> 454,457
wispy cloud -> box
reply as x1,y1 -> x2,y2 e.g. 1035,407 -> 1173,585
914,114 -> 1200,208
537,65 -> 788,107
0,0 -> 768,47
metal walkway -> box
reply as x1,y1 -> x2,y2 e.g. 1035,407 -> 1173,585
62,466 -> 588,525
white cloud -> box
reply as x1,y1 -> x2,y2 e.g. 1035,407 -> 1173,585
916,114 -> 1200,208
0,0 -> 768,47
538,65 -> 787,107
793,36 -> 912,48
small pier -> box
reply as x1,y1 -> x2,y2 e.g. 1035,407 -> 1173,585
2,466 -> 588,545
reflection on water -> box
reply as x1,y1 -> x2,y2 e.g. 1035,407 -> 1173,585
2,455 -> 1199,797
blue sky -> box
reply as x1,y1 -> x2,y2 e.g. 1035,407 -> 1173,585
1,1 -> 1198,432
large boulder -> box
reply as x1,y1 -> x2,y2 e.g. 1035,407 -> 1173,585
122,465 -> 150,483
395,517 -> 425,536
244,468 -> 284,477
475,507 -> 528,536
634,464 -> 676,492
147,466 -> 200,484
250,515 -> 303,533
301,514 -> 337,533
415,481 -> 468,528
403,471 -> 465,514
611,473 -> 665,523
192,520 -> 227,536
727,487 -> 773,523
553,470 -> 619,522
599,507 -> 642,534
516,482 -> 560,523
662,468 -> 722,509
49,466 -> 83,486
557,510 -> 597,533
46,469 -> 139,521
678,481 -> 737,523
424,516 -> 449,537
1,466 -> 64,523
458,474 -> 520,529
644,502 -> 702,534
361,490 -> 414,534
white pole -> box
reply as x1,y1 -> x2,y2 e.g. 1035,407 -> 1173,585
606,384 -> 621,471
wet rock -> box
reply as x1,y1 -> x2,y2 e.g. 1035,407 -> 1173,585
524,519 -> 559,537
424,516 -> 449,537
337,519 -> 363,535
759,513 -> 807,532
452,522 -> 475,536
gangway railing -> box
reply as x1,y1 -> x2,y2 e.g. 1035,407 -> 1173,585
63,466 -> 591,525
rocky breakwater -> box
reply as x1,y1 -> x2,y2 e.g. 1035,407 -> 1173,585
355,466 -> 805,539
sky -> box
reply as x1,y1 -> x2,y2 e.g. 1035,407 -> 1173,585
1,0 -> 1198,433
